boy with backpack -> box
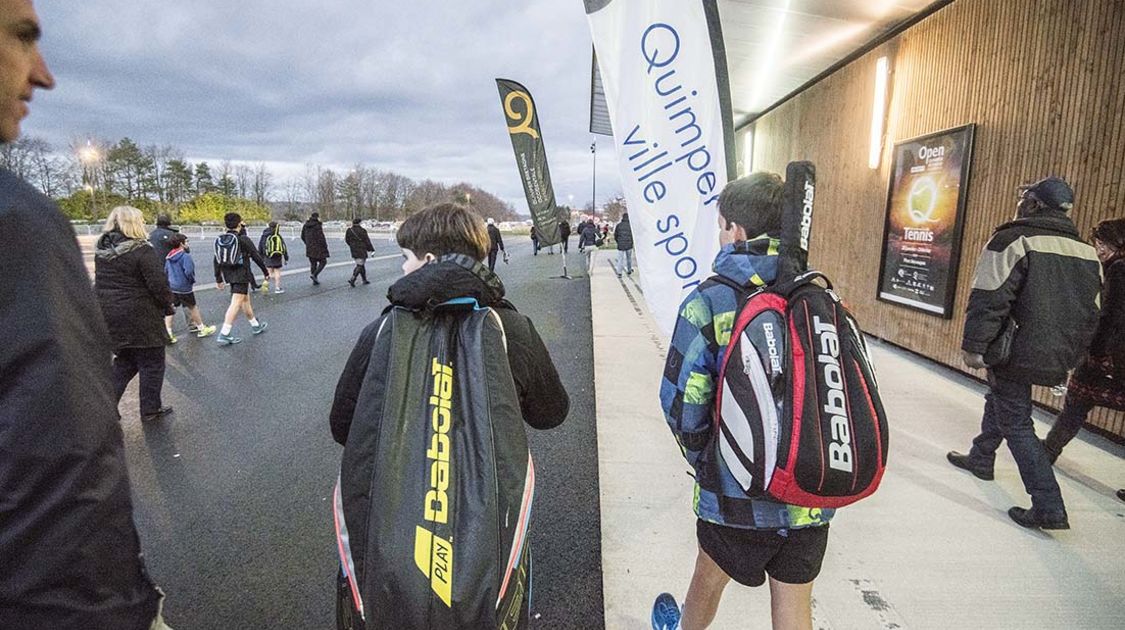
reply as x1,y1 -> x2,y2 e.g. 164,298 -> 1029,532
213,212 -> 270,345
653,170 -> 887,630
164,232 -> 216,341
329,203 -> 569,629
259,220 -> 290,294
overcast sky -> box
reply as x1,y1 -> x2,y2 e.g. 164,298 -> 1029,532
26,1 -> 622,211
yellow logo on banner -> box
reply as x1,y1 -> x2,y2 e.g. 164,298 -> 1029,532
414,526 -> 453,607
504,90 -> 539,139
417,357 -> 454,607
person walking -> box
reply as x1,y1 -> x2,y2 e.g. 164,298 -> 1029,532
578,218 -> 598,253
653,174 -> 831,630
1,5 -> 171,625
95,206 -> 176,422
345,218 -> 375,287
1042,218 -> 1125,463
947,177 -> 1102,530
486,217 -> 506,271
164,233 -> 216,340
258,220 -> 289,294
148,213 -> 179,259
301,211 -> 330,285
614,212 -> 635,276
558,218 -> 571,254
530,225 -> 541,255
214,212 -> 270,345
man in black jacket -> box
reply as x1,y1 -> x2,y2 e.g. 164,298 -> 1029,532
1,2 -> 169,627
948,177 -> 1101,530
214,212 -> 270,345
345,217 -> 375,287
559,219 -> 571,254
486,217 -> 506,271
301,212 -> 330,284
614,212 -> 635,276
148,213 -> 179,259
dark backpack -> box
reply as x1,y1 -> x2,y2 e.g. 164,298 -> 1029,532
713,271 -> 889,509
215,233 -> 244,267
265,227 -> 286,258
335,300 -> 533,630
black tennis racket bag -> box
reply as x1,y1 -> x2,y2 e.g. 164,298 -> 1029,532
334,299 -> 534,629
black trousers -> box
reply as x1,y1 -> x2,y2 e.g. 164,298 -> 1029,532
310,258 -> 327,279
112,346 -> 166,415
561,237 -> 568,253
350,259 -> 368,282
1043,396 -> 1095,462
488,250 -> 499,271
968,373 -> 1065,512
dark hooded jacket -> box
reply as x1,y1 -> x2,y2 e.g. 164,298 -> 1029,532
329,254 -> 569,445
962,211 -> 1102,385
301,217 -> 330,259
614,215 -> 634,251
1,168 -> 160,629
345,223 -> 375,259
95,231 -> 175,350
1068,255 -> 1125,409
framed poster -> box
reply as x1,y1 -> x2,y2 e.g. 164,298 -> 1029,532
876,124 -> 975,318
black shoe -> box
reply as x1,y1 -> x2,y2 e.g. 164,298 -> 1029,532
348,278 -> 356,287
1117,489 -> 1125,503
313,278 -> 320,286
362,280 -> 371,285
946,451 -> 994,480
1008,506 -> 1069,530
142,406 -> 173,422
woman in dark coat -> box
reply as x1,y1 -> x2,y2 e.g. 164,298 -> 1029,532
94,205 -> 175,421
301,212 -> 330,285
344,218 -> 375,287
1044,218 -> 1125,474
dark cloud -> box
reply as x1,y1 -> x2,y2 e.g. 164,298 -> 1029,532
25,0 -> 622,210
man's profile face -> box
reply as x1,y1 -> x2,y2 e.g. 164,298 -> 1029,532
0,0 -> 54,143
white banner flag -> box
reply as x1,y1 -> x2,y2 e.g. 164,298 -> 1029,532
585,0 -> 734,336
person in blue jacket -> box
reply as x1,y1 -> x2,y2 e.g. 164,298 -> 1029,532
164,233 -> 216,341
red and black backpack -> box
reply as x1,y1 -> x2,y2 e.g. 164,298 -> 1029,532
714,272 -> 888,508
712,161 -> 889,509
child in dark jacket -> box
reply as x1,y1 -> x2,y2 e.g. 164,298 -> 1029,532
164,233 -> 216,340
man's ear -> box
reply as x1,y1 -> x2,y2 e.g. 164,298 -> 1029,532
424,252 -> 437,263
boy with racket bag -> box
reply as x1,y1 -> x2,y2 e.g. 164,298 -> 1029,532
329,203 -> 569,629
653,166 -> 888,630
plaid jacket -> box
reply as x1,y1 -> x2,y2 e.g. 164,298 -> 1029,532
660,238 -> 834,530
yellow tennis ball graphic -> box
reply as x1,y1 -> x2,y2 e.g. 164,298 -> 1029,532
907,177 -> 939,224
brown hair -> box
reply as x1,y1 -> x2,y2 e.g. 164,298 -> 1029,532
1092,218 -> 1125,252
396,203 -> 490,261
718,172 -> 784,238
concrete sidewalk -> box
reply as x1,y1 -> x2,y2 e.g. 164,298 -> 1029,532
590,250 -> 1125,630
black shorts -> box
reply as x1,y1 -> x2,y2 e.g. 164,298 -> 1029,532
697,520 -> 829,587
230,282 -> 250,295
172,292 -> 196,308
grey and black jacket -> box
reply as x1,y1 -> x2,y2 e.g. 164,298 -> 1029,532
962,211 -> 1101,385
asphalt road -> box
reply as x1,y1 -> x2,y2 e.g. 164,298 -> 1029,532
119,236 -> 605,629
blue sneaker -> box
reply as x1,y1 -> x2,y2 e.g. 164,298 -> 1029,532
651,592 -> 681,630
217,333 -> 242,346
251,321 -> 268,335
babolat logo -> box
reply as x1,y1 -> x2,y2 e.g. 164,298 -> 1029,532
415,357 -> 454,607
799,179 -> 814,250
762,322 -> 782,375
812,316 -> 853,472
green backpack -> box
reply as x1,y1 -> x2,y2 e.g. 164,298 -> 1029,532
265,227 -> 285,257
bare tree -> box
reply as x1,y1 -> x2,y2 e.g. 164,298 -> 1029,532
252,162 -> 272,206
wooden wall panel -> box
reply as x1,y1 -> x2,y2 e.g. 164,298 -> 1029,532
746,0 -> 1125,438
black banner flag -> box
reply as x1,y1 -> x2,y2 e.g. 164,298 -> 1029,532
496,79 -> 561,245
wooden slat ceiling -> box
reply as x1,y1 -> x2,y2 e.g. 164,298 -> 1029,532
589,0 -> 943,136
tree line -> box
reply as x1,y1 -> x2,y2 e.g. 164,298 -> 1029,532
0,136 -> 520,224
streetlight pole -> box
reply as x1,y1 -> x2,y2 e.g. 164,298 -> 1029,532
78,141 -> 101,219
